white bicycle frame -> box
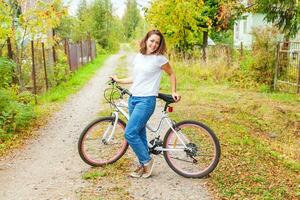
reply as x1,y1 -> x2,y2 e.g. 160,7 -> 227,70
104,98 -> 189,152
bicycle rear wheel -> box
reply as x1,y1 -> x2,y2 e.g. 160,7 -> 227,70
163,120 -> 220,178
78,116 -> 128,166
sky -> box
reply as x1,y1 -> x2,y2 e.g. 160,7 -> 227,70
64,0 -> 150,18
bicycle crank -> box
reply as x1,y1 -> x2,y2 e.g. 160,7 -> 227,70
149,138 -> 163,155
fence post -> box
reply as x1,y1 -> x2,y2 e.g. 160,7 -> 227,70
66,39 -> 72,71
226,45 -> 232,67
64,38 -> 67,55
80,41 -> 83,65
42,42 -> 49,90
240,41 -> 243,57
297,55 -> 300,94
52,29 -> 56,64
273,42 -> 280,91
75,43 -> 78,70
31,40 -> 37,104
88,33 -> 92,61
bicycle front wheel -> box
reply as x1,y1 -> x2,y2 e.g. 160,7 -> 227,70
78,117 -> 128,167
163,120 -> 220,178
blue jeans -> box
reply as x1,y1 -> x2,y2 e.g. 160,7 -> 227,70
125,96 -> 156,165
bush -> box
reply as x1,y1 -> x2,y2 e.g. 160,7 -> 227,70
0,57 -> 16,88
0,88 -> 35,142
249,27 -> 280,87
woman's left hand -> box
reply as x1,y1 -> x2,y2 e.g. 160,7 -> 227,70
172,92 -> 181,102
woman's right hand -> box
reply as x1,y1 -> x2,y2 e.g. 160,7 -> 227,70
110,75 -> 119,83
109,76 -> 133,84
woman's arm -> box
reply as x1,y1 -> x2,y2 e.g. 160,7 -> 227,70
162,62 -> 181,102
110,75 -> 133,84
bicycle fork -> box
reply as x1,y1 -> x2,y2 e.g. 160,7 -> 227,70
102,112 -> 119,144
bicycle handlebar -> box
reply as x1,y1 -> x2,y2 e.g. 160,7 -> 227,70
109,78 -> 132,96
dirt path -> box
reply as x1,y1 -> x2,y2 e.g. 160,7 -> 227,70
0,50 -> 126,200
0,49 -> 213,200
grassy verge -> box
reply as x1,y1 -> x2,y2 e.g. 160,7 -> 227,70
160,61 -> 300,199
0,54 -> 110,156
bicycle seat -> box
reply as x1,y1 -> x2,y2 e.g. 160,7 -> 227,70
157,93 -> 175,104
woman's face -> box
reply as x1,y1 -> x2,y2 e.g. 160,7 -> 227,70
146,34 -> 161,54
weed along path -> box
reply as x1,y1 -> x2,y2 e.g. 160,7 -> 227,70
0,50 -> 126,200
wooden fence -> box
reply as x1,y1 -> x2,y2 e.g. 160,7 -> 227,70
27,38 -> 96,101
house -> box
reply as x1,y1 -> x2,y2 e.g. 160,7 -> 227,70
233,13 -> 271,48
233,0 -> 299,48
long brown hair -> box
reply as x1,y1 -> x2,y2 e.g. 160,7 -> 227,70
139,30 -> 167,55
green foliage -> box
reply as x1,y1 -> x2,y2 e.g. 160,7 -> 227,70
40,54 -> 109,103
210,29 -> 233,45
55,15 -> 76,39
19,0 -> 67,41
256,0 -> 300,39
145,0 -> 243,53
1,0 -> 68,91
0,1 -> 13,42
69,0 -> 124,51
0,54 -> 109,152
0,88 -> 35,142
122,0 -> 141,40
48,50 -> 70,86
249,27 -> 280,87
146,0 -> 203,52
0,57 -> 15,88
132,17 -> 148,40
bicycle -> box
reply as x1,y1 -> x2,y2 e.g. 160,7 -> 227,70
78,79 -> 221,178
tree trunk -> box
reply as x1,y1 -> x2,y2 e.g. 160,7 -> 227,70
202,31 -> 208,63
7,37 -> 13,59
52,29 -> 56,64
7,37 -> 19,85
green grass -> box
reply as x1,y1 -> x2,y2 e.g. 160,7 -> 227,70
39,55 -> 109,104
0,54 -> 110,156
161,61 -> 300,199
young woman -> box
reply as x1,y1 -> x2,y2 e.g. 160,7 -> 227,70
111,29 -> 180,178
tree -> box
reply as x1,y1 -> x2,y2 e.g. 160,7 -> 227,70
256,0 -> 300,39
72,0 -> 124,50
146,0 -> 242,61
0,1 -> 13,55
0,0 -> 67,89
122,0 -> 141,40
146,0 -> 203,54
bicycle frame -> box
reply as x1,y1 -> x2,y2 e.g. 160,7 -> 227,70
105,98 -> 189,152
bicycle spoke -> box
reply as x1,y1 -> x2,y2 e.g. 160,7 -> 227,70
163,121 -> 220,178
78,117 -> 128,166
169,156 -> 195,163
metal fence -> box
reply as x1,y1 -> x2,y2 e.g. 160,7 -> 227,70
274,41 -> 300,94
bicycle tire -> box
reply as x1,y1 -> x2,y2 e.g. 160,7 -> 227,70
163,120 -> 220,178
78,116 -> 128,167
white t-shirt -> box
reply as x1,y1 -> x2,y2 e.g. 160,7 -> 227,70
130,53 -> 168,96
